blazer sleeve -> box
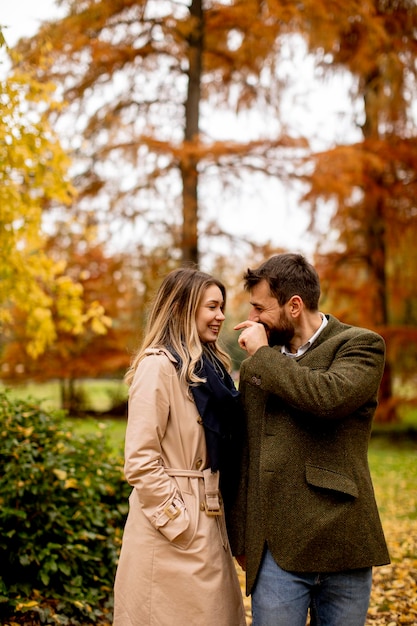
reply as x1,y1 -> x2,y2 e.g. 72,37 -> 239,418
124,353 -> 190,542
240,328 -> 385,419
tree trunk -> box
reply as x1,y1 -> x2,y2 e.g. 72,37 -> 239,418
60,378 -> 72,412
180,0 -> 203,266
59,378 -> 79,414
362,71 -> 396,421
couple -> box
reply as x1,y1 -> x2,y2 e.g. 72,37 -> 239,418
113,253 -> 390,626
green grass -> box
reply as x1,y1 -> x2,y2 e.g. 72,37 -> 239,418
67,416 -> 126,456
369,438 -> 417,522
0,381 -> 63,410
0,379 -> 128,412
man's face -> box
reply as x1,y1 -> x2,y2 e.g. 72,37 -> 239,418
248,279 -> 295,346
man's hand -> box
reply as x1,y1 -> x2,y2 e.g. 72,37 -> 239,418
234,320 -> 268,355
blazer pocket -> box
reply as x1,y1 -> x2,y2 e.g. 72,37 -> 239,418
305,463 -> 358,498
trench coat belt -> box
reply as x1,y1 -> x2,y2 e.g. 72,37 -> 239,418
166,467 -> 222,516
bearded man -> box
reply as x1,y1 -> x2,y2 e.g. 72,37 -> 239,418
229,253 -> 390,626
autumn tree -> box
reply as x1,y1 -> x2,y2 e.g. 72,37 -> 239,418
0,224 -> 179,411
12,1 -> 417,420
0,35 -> 109,358
14,0 -> 306,266
292,0 -> 417,420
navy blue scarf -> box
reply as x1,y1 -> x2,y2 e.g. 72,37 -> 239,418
190,354 -> 241,473
167,349 -> 244,487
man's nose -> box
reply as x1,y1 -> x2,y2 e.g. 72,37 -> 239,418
248,309 -> 259,322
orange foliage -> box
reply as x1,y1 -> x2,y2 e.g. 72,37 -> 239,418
309,137 -> 417,421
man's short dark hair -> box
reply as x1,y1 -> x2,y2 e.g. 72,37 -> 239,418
243,253 -> 321,311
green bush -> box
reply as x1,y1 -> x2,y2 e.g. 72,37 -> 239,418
0,391 -> 130,625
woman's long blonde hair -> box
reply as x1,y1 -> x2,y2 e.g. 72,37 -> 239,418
125,267 -> 231,387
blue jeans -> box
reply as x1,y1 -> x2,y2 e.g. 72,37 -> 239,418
252,547 -> 372,626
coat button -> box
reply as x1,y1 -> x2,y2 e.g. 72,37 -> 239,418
196,459 -> 203,469
200,502 -> 205,511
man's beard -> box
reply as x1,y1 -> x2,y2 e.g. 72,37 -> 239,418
267,320 -> 295,347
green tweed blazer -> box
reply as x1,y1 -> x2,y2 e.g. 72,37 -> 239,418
228,314 -> 390,595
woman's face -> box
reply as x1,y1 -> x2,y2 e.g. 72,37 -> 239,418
196,284 -> 225,344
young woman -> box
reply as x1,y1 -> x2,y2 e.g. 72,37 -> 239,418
113,268 -> 246,626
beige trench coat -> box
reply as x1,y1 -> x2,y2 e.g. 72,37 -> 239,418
113,348 -> 245,626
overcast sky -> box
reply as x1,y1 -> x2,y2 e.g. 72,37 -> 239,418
1,0 -> 63,46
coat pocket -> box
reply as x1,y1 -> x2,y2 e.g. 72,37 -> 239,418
170,486 -> 200,549
305,464 -> 358,498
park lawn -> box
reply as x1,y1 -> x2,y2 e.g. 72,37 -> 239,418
67,415 -> 126,455
0,379 -> 128,413
365,440 -> 417,625
69,418 -> 417,625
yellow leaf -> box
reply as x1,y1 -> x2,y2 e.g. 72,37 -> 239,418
53,469 -> 67,481
17,426 -> 34,437
64,478 -> 78,489
15,600 -> 38,610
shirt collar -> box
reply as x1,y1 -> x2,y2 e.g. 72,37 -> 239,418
281,313 -> 328,358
